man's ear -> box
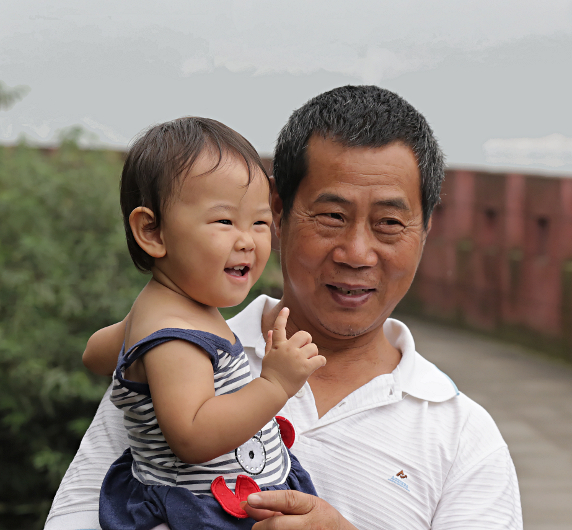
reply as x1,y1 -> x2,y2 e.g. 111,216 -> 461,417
129,207 -> 166,259
269,177 -> 283,239
422,216 -> 432,246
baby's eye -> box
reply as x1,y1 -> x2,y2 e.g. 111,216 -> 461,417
254,220 -> 270,226
216,219 -> 232,225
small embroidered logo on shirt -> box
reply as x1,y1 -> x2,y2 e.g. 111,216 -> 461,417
388,470 -> 410,492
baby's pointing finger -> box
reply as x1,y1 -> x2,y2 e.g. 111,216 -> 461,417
271,307 -> 290,344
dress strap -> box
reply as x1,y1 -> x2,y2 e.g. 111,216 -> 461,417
114,328 -> 243,396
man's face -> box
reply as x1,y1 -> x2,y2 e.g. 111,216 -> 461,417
274,135 -> 428,341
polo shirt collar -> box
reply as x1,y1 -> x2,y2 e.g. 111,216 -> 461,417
228,295 -> 459,404
385,318 -> 459,402
227,294 -> 273,352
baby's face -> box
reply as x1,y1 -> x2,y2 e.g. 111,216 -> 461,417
156,151 -> 272,308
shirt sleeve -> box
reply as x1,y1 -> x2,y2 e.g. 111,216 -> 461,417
432,440 -> 523,529
44,382 -> 128,529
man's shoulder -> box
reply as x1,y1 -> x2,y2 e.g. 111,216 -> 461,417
432,391 -> 508,483
227,295 -> 278,340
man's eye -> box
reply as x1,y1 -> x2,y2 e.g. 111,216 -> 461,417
216,219 -> 232,225
377,219 -> 404,231
322,213 -> 343,221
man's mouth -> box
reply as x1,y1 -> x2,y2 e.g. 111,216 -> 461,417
225,265 -> 250,277
327,285 -> 375,296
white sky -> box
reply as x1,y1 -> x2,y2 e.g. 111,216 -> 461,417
1,0 -> 572,172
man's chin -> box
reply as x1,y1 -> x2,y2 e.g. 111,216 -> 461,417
314,314 -> 378,339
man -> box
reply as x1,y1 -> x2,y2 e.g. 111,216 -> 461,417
45,86 -> 522,529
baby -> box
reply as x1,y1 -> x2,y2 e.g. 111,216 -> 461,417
83,117 -> 326,529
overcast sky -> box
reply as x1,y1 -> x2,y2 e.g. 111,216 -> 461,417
1,0 -> 572,173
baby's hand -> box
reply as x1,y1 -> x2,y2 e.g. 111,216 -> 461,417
260,308 -> 326,399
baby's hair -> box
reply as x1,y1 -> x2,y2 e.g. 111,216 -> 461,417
120,117 -> 269,272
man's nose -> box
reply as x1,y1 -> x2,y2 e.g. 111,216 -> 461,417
332,224 -> 378,268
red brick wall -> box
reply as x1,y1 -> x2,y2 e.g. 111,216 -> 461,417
402,169 -> 572,359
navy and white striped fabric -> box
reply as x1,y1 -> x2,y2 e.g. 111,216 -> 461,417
111,328 -> 291,495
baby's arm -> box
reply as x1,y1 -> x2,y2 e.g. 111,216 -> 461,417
82,317 -> 128,376
146,308 -> 326,464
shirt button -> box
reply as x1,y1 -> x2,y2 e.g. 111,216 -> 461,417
295,387 -> 305,398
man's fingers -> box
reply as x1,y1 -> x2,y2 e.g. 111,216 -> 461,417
252,515 -> 308,530
247,490 -> 316,516
240,500 -> 281,521
272,307 -> 290,344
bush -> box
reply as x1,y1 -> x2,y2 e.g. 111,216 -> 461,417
0,132 -> 146,528
0,132 -> 282,529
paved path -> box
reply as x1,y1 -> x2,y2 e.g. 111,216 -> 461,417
397,315 -> 572,530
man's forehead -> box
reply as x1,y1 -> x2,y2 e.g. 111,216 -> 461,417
294,136 -> 422,212
306,136 -> 418,175
304,136 -> 418,182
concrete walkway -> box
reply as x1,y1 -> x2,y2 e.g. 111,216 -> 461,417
397,315 -> 572,530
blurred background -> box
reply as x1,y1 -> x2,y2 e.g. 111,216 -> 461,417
1,1 -> 571,528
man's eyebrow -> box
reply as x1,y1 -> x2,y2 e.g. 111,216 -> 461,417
314,193 -> 410,211
373,198 -> 410,211
314,193 -> 351,205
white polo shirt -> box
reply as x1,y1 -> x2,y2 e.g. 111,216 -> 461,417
45,295 -> 522,530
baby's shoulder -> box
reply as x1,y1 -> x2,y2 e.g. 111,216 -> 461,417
127,281 -> 234,345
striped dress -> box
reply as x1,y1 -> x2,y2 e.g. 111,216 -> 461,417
99,328 -> 316,530
110,328 -> 291,493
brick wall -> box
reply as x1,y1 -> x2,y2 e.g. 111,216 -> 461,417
399,169 -> 572,361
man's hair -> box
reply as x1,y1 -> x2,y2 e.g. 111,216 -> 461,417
273,85 -> 445,228
121,117 -> 268,272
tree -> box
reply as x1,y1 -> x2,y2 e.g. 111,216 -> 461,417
0,81 -> 30,110
0,132 -> 145,529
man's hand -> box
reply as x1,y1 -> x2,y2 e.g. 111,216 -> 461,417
242,490 -> 358,530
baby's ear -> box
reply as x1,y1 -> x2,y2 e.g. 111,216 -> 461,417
129,207 -> 166,259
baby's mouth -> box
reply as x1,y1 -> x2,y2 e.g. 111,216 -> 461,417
225,265 -> 250,277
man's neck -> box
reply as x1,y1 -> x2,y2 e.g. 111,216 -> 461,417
261,298 -> 402,418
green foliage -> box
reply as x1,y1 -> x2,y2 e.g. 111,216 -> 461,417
0,81 -> 30,110
0,132 -> 282,529
0,133 -> 145,529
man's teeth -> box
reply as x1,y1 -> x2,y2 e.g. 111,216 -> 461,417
334,287 -> 370,295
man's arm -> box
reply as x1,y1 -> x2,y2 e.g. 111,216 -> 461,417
82,318 -> 127,376
44,382 -> 128,529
